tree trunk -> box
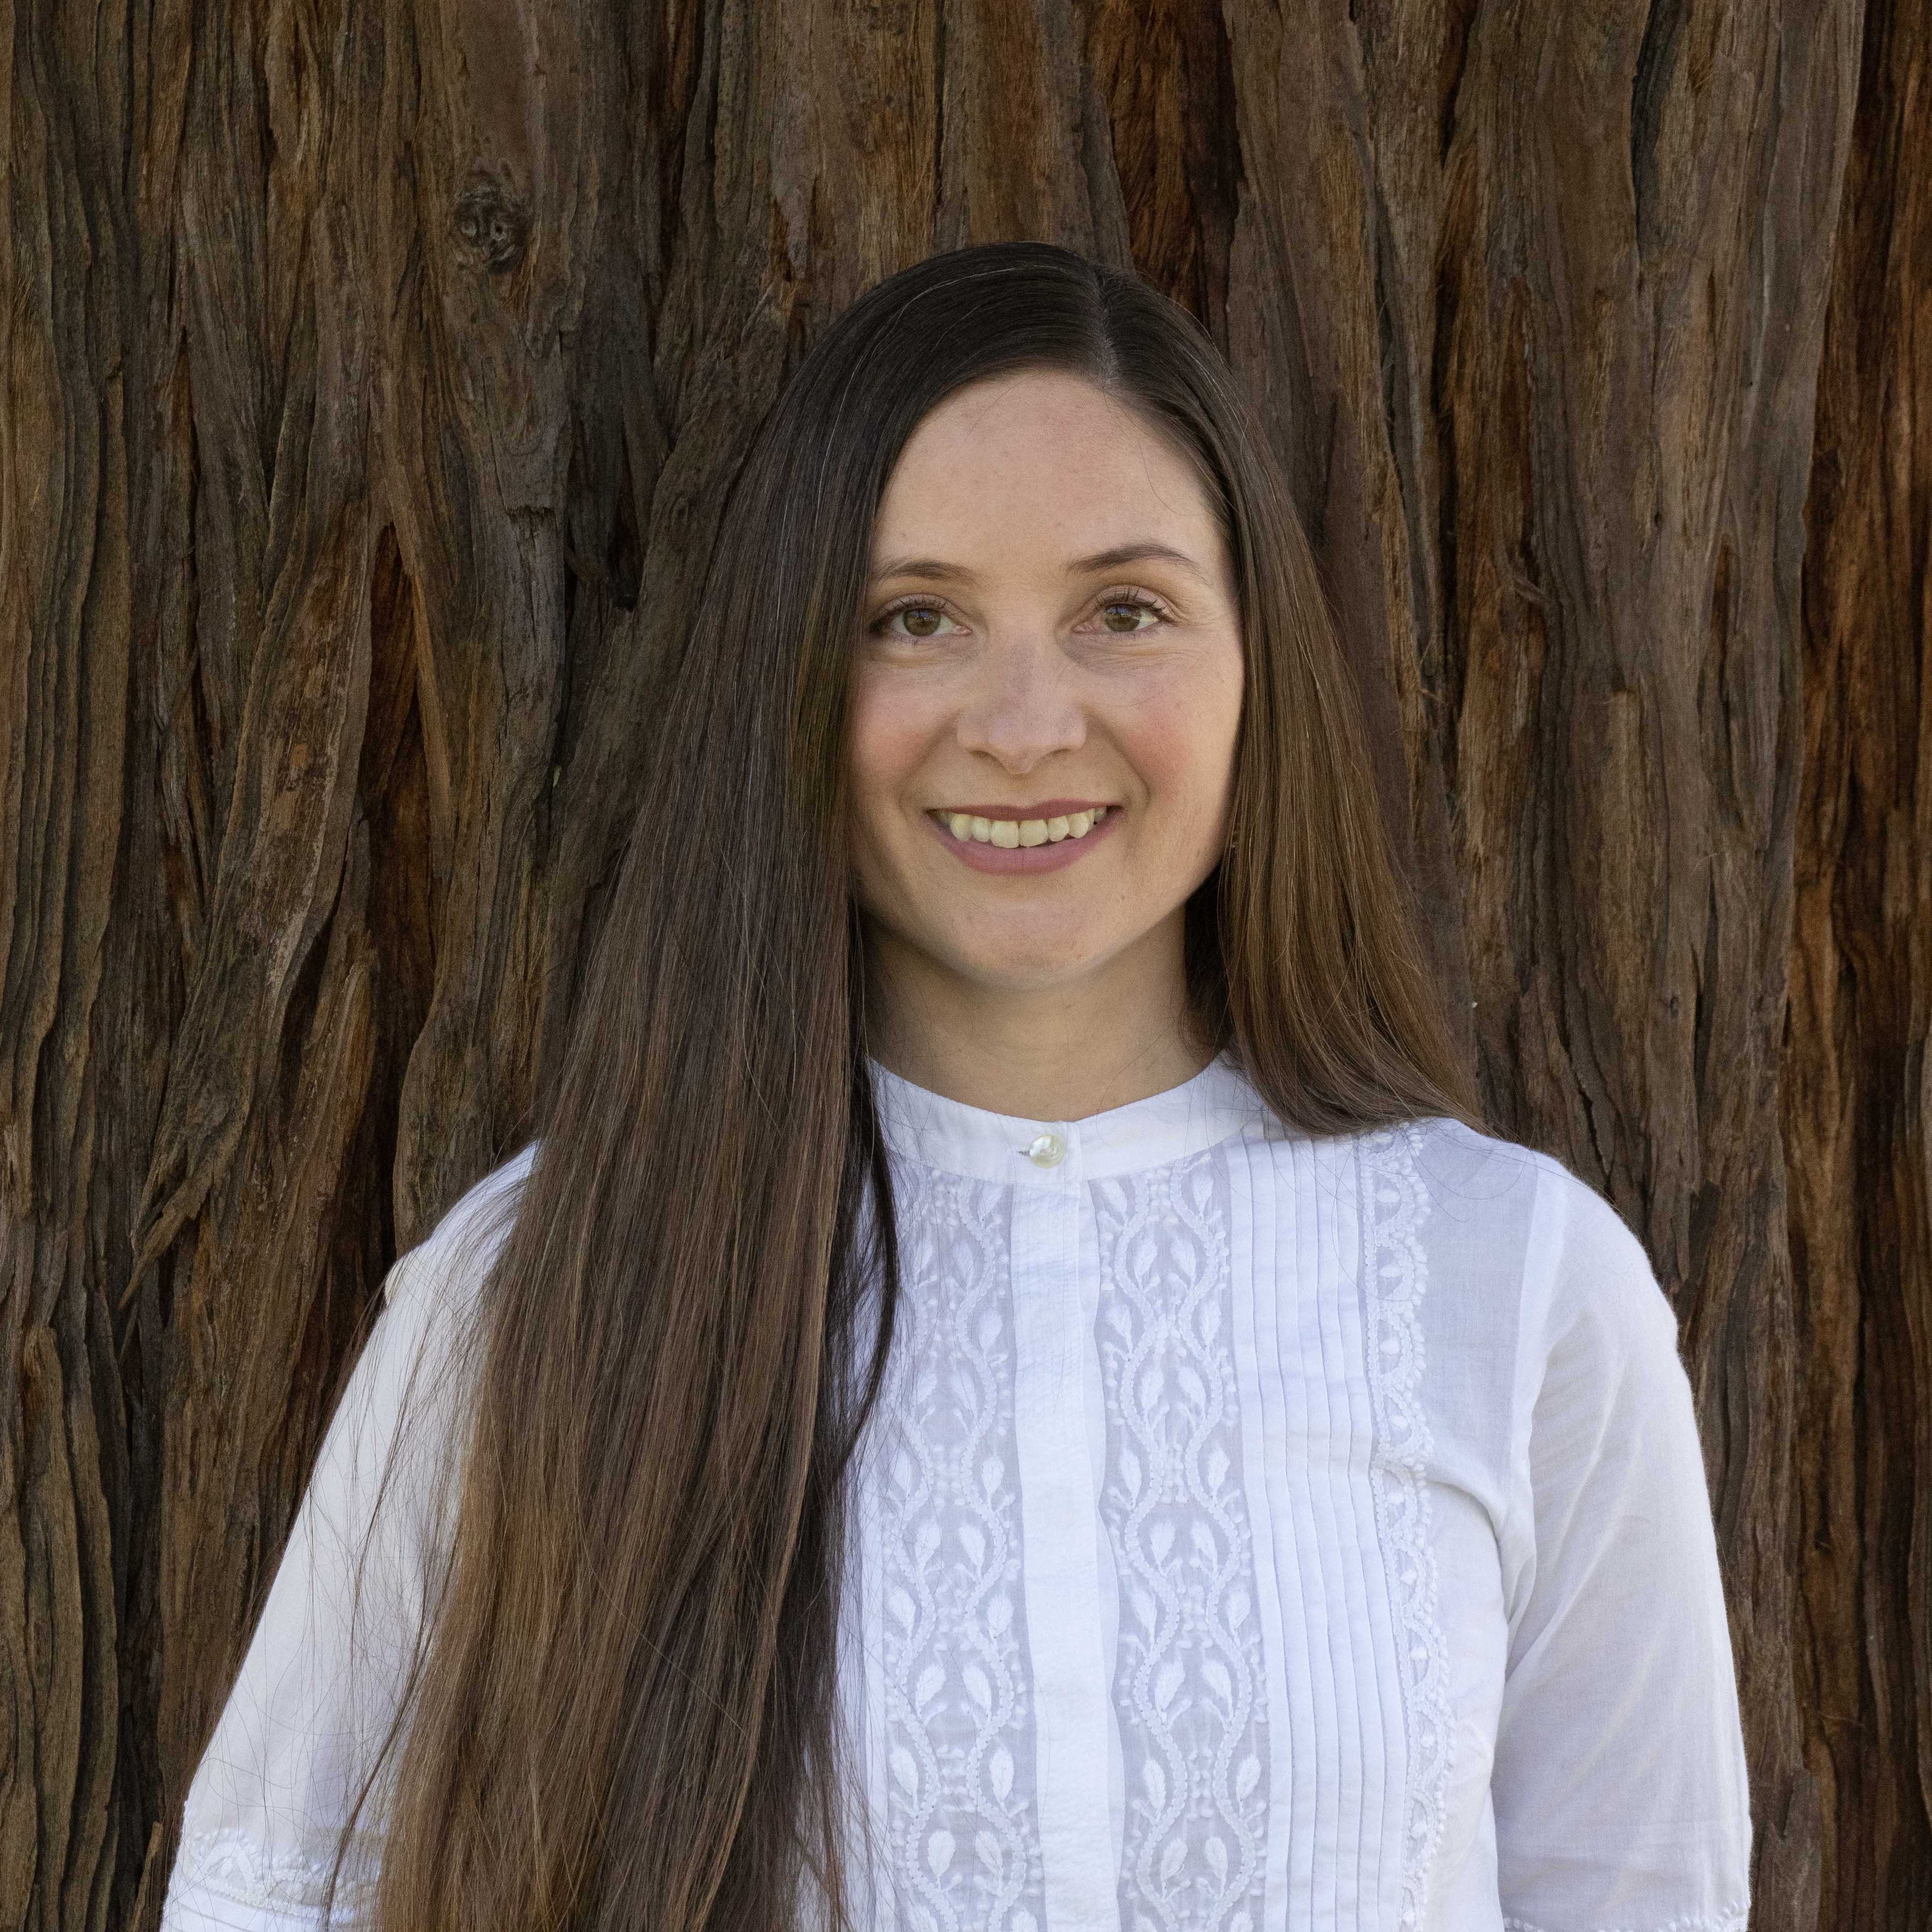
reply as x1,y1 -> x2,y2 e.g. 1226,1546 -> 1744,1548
0,0 -> 1921,1926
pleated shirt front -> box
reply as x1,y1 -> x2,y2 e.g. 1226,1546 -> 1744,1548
162,1056 -> 1754,1932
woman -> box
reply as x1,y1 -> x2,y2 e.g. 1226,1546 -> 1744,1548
161,242 -> 1752,1932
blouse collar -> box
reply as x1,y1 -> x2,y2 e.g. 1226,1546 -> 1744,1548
867,1050 -> 1275,1186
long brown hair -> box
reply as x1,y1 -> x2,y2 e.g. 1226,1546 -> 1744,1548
322,241 -> 1479,1932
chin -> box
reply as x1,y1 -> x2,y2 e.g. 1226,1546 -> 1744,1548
951,943 -> 1110,993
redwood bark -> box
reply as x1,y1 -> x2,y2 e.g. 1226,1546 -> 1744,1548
0,0 -> 1920,1927
1788,0 -> 1932,1917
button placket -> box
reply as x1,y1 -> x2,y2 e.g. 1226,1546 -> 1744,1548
1006,1127 -> 1113,1925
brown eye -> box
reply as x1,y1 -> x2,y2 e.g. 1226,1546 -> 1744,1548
873,600 -> 953,640
1101,600 -> 1157,633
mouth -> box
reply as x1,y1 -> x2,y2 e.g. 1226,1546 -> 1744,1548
921,801 -> 1121,875
925,803 -> 1117,849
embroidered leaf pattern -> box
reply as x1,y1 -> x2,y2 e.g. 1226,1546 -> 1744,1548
1359,1124 -> 1452,1930
874,1168 -> 1045,1932
1094,1152 -> 1268,1932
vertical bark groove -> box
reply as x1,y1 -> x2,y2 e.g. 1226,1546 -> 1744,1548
1787,0 -> 1931,1917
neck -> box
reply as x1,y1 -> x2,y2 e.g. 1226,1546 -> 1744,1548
863,911 -> 1216,1121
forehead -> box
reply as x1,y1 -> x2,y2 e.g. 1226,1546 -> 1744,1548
872,370 -> 1219,556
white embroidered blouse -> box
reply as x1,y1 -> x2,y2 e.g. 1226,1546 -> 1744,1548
161,1055 -> 1754,1932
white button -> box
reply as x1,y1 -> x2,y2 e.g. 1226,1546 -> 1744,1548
1025,1131 -> 1066,1168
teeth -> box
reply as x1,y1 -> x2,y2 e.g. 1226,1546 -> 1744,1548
938,806 -> 1110,845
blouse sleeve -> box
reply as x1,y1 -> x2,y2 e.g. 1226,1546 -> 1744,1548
159,1242 -> 475,1932
1491,1165 -> 1754,1932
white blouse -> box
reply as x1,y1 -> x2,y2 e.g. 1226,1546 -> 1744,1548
162,1055 -> 1753,1932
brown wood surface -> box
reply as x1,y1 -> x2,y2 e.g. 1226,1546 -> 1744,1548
0,0 -> 1924,1925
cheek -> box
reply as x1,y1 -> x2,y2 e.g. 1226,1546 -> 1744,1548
846,670 -> 939,832
1116,660 -> 1243,839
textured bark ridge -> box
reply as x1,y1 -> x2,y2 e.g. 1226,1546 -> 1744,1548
0,0 -> 1922,1925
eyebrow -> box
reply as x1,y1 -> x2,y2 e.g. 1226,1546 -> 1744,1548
868,540 -> 1214,586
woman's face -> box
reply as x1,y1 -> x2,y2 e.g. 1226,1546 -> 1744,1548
848,368 -> 1245,1004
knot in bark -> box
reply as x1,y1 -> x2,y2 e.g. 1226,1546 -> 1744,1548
453,178 -> 529,274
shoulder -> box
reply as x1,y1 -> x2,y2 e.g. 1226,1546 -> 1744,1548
1366,1113 -> 1546,1220
1387,1123 -> 1686,1399
1237,1109 -> 1549,1255
1357,1125 -> 1697,1525
1335,1116 -> 1678,1363
315,1142 -> 543,1520
382,1140 -> 542,1323
1299,1112 -> 1550,1283
1513,1142 -> 1681,1373
362,1141 -> 543,1422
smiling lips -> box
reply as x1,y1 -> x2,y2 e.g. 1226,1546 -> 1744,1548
921,801 -> 1120,876
930,804 -> 1114,849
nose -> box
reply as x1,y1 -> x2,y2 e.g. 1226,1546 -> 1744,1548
954,632 -> 1086,775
